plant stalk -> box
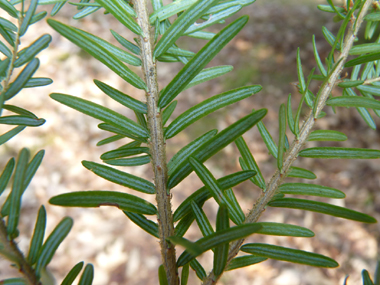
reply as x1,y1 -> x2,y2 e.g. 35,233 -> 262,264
133,1 -> 179,284
202,0 -> 373,284
0,218 -> 40,285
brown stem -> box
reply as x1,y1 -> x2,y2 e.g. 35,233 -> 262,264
202,1 -> 373,284
132,1 -> 178,284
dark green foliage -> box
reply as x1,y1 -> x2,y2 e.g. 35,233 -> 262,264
1,0 -> 378,284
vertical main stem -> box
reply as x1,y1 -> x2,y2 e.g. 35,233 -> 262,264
133,1 -> 178,284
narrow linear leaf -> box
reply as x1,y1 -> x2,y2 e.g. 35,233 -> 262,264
78,264 -> 94,285
27,206 -> 46,264
104,155 -> 150,167
97,134 -> 124,146
317,4 -> 345,13
20,0 -> 39,36
2,150 -> 45,216
111,30 -> 140,55
189,157 -> 245,225
345,88 -> 376,129
30,11 -> 47,24
24,78 -> 53,88
175,212 -> 194,237
181,263 -> 189,285
61,262 -> 84,285
162,100 -> 177,125
190,259 -> 206,281
173,170 -> 256,222
149,0 -> 197,23
0,116 -> 45,126
327,96 -> 380,110
174,223 -> 262,266
224,189 -> 245,225
350,43 -> 380,55
186,30 -> 215,40
165,85 -> 262,139
158,265 -> 169,285
0,278 -> 27,284
100,147 -> 149,160
184,5 -> 242,35
98,123 -> 147,143
0,0 -> 18,17
0,39 -> 11,57
226,255 -> 267,271
135,111 -> 147,129
299,147 -> 380,159
256,222 -> 314,237
6,149 -> 29,236
50,93 -> 149,138
168,129 -> 217,176
241,243 -> 338,268
271,193 -> 285,201
0,17 -> 17,31
158,16 -> 249,108
50,1 -> 67,16
49,191 -> 157,215
3,104 -> 37,117
0,57 -> 10,77
288,167 -> 316,179
73,6 -> 101,20
75,31 -> 141,66
297,48 -> 306,92
338,80 -> 365,88
166,46 -> 195,58
279,183 -> 345,199
154,0 -> 219,59
235,136 -> 265,190
47,20 -> 146,90
124,211 -> 159,238
312,35 -> 327,77
191,201 -> 214,237
14,34 -> 52,67
184,65 -> 233,90
0,24 -> 15,46
4,58 -> 39,100
0,157 -> 15,196
35,217 -> 73,274
375,260 -> 380,285
82,161 -> 155,194
95,0 -> 141,35
362,269 -> 375,285
268,198 -> 377,223
214,205 -> 230,276
257,121 -> 278,158
345,53 -> 380,68
277,104 -> 286,170
168,236 -> 203,257
308,130 -> 347,141
287,94 -> 295,135
322,26 -> 341,49
168,109 -> 267,189
365,12 -> 380,22
357,85 -> 380,96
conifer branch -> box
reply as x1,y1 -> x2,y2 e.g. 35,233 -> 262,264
202,1 -> 373,284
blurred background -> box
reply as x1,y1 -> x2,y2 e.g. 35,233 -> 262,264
0,0 -> 379,284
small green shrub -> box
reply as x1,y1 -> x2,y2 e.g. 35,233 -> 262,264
0,0 -> 379,284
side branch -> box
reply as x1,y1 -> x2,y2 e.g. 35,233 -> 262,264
132,1 -> 178,285
202,0 -> 373,284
